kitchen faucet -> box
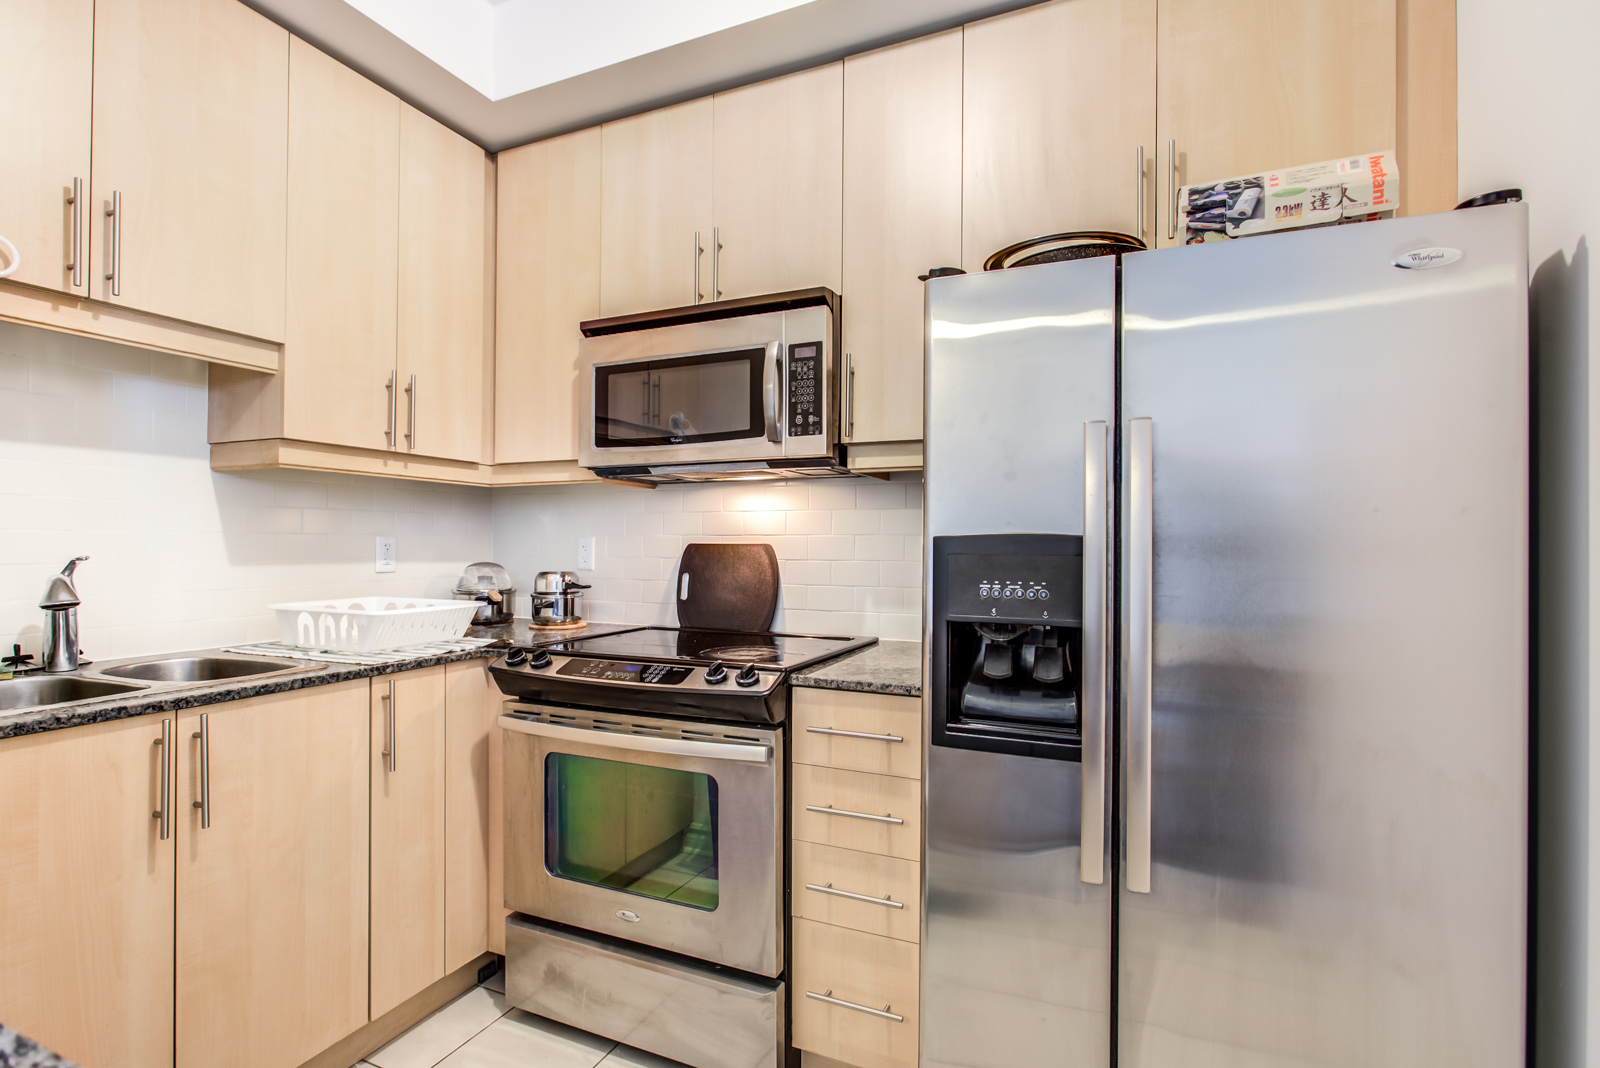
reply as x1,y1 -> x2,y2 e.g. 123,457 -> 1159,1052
40,556 -> 89,673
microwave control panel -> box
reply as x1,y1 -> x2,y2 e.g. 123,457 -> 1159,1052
787,342 -> 823,437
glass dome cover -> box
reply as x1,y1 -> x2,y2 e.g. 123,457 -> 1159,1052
456,561 -> 513,593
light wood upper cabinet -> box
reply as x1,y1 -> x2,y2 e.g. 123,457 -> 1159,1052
371,667 -> 448,1018
496,128 -> 602,464
91,0 -> 289,340
0,1 -> 94,297
712,63 -> 844,301
398,105 -> 492,464
0,715 -> 176,1068
445,660 -> 510,965
282,37 -> 400,452
1154,0 -> 1397,246
963,0 -> 1157,270
176,683 -> 369,1068
842,31 -> 962,446
600,98 -> 714,316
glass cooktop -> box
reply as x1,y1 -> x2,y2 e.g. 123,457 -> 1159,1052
545,627 -> 873,670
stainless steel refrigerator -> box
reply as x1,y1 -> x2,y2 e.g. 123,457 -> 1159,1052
922,203 -> 1529,1068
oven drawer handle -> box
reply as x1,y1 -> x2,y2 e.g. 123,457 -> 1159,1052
804,881 -> 905,909
805,803 -> 904,825
805,725 -> 904,744
498,714 -> 772,764
805,989 -> 904,1023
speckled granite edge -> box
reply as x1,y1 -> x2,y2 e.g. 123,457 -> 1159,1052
792,639 -> 922,698
0,1024 -> 79,1068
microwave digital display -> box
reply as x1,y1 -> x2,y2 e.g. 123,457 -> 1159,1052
593,347 -> 767,448
788,342 -> 822,437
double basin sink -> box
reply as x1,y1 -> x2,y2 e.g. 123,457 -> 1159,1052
0,654 -> 318,713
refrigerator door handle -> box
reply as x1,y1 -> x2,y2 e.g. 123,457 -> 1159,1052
1080,420 -> 1109,885
1126,416 -> 1154,893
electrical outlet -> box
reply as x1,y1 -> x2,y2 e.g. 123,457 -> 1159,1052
577,536 -> 596,571
375,536 -> 397,573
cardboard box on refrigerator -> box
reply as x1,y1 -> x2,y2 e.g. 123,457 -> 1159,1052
1178,150 -> 1398,243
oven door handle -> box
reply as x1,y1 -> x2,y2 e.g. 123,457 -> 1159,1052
499,714 -> 773,764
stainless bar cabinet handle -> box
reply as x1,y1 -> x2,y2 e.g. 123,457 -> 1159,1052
693,230 -> 703,303
805,725 -> 903,744
382,679 -> 396,773
68,177 -> 83,287
1126,416 -> 1154,893
191,713 -> 211,830
1134,146 -> 1145,244
805,990 -> 904,1023
500,713 -> 773,764
1167,140 -> 1179,241
385,370 -> 397,446
712,226 -> 722,300
804,882 -> 905,909
1081,420 -> 1108,885
153,719 -> 171,841
404,374 -> 416,450
844,353 -> 855,440
105,190 -> 121,295
805,803 -> 904,825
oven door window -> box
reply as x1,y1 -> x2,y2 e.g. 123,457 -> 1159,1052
594,347 -> 765,448
544,753 -> 719,910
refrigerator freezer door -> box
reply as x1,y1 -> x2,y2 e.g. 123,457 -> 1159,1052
1118,204 -> 1529,1067
923,257 -> 1115,1068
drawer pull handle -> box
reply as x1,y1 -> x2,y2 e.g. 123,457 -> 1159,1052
805,725 -> 904,744
806,989 -> 904,1023
805,804 -> 904,825
805,882 -> 904,909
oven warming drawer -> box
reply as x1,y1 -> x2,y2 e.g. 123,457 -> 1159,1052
507,915 -> 786,1068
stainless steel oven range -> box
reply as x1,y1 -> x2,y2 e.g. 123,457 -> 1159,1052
491,626 -> 874,1068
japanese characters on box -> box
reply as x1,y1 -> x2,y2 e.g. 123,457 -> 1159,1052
1178,150 -> 1398,243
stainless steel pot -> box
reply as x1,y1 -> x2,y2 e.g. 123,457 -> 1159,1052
531,570 -> 591,627
455,561 -> 516,625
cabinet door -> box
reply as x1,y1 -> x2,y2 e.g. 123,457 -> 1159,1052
496,128 -> 601,464
962,0 -> 1157,270
842,31 -> 962,446
91,0 -> 289,340
600,98 -> 713,316
371,667 -> 447,1017
0,716 -> 175,1068
712,64 -> 843,301
282,37 -> 400,451
177,683 -> 369,1068
0,1 -> 94,296
1154,0 -> 1396,246
444,660 -> 510,966
397,105 -> 491,463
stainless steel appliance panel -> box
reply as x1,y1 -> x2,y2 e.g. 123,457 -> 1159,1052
507,915 -> 784,1068
501,705 -> 784,977
1117,204 -> 1529,1067
922,255 -> 1116,1068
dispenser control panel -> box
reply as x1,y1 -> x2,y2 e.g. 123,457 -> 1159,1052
787,342 -> 823,437
945,553 -> 1081,624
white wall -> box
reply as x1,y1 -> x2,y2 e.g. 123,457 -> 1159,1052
0,323 -> 493,663
492,477 -> 922,640
1457,2 -> 1599,1064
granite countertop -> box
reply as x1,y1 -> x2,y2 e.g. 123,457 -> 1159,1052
0,1025 -> 78,1068
792,639 -> 922,698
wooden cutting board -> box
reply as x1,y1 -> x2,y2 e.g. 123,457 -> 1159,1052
675,542 -> 781,632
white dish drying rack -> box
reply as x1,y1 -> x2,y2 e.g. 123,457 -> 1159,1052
268,596 -> 481,653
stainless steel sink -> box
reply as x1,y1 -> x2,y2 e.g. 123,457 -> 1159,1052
97,655 -> 305,683
0,675 -> 148,711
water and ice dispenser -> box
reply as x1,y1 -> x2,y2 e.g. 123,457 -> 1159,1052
930,533 -> 1083,761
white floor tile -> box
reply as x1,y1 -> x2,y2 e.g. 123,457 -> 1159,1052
438,1009 -> 615,1068
366,986 -> 511,1068
479,963 -> 506,994
598,1043 -> 695,1068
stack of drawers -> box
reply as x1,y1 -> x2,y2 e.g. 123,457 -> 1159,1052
790,687 -> 922,1068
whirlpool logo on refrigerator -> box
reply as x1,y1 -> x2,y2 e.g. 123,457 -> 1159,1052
1393,247 -> 1464,270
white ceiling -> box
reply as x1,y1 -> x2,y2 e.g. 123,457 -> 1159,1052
241,0 -> 1045,152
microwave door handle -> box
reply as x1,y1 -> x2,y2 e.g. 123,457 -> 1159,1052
764,341 -> 782,444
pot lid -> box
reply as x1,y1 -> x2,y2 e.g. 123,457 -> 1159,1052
456,561 -> 512,593
534,570 -> 591,594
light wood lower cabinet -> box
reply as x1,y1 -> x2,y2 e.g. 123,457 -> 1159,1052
793,841 -> 920,943
370,666 -> 447,1018
793,763 -> 922,860
445,659 -> 510,964
792,918 -> 920,1068
0,714 -> 176,1068
793,689 -> 922,778
176,682 -> 370,1068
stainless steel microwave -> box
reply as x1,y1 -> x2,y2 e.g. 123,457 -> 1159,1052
577,289 -> 847,485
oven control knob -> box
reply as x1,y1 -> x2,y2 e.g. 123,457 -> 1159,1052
503,647 -> 528,667
528,648 -> 553,669
704,662 -> 728,685
735,664 -> 761,688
